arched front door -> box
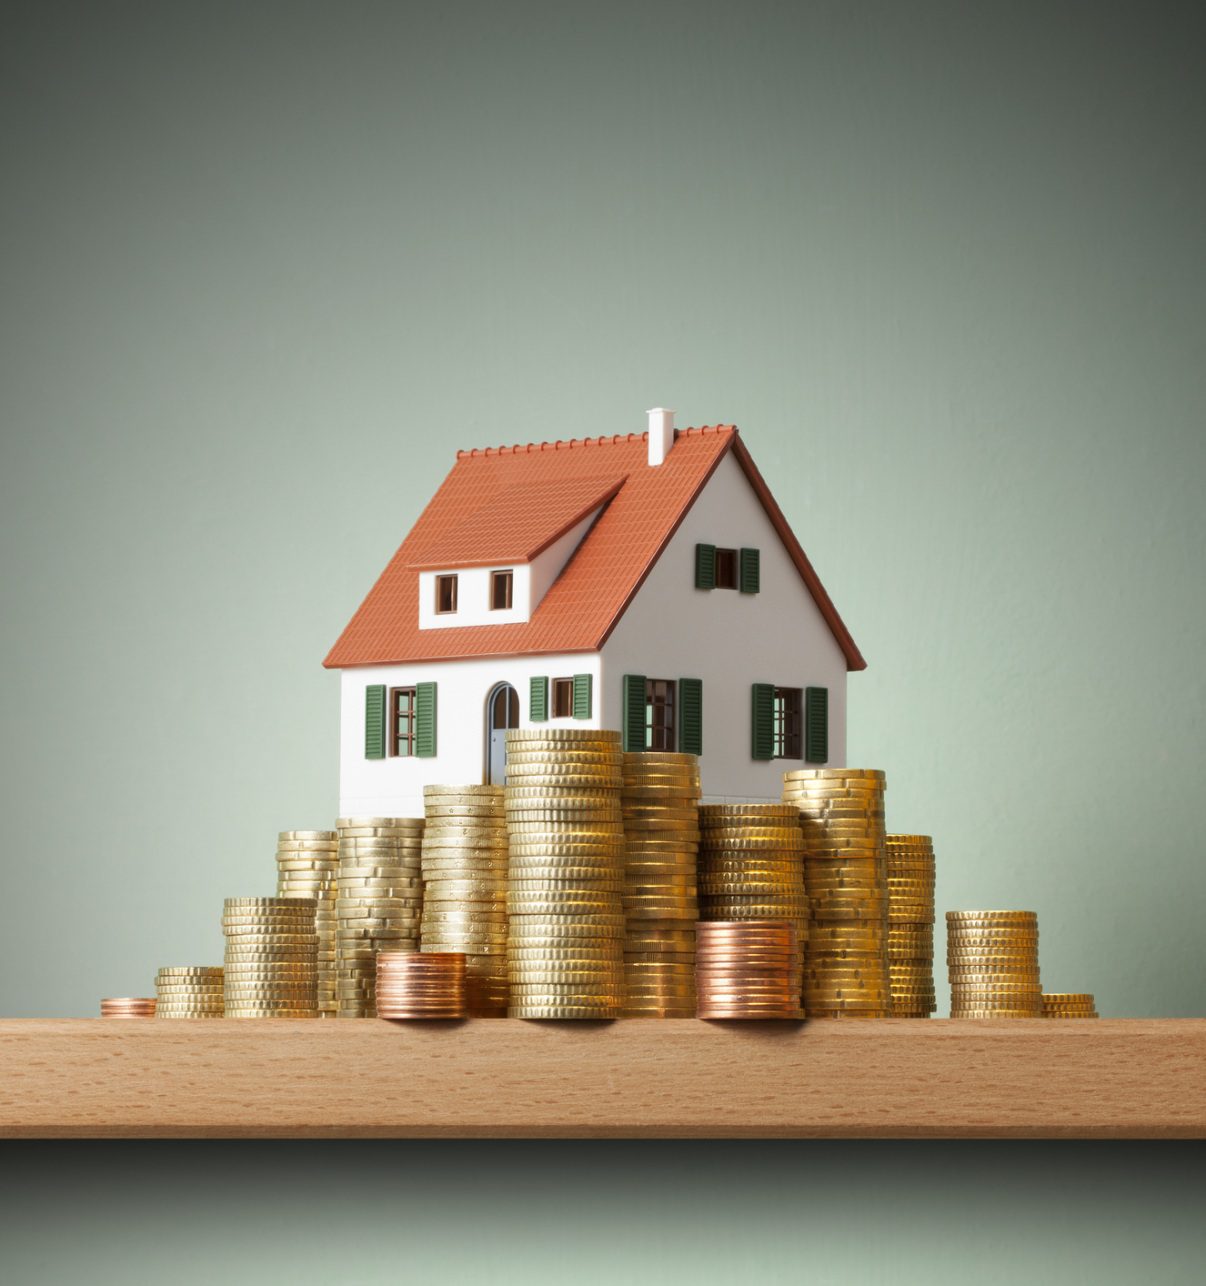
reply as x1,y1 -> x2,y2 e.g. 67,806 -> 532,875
486,683 -> 519,784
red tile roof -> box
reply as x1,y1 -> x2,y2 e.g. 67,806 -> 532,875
323,427 -> 865,670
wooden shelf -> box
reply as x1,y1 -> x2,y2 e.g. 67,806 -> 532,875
1,1018 -> 1202,1139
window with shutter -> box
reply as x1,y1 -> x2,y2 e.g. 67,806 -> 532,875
694,544 -> 716,590
364,685 -> 386,760
678,678 -> 703,755
530,676 -> 549,722
751,683 -> 775,760
621,674 -> 647,752
415,682 -> 438,757
645,679 -> 676,751
739,548 -> 761,594
572,673 -> 592,720
805,686 -> 829,763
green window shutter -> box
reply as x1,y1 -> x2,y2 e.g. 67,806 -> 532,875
415,682 -> 438,758
695,543 -> 716,590
572,673 -> 593,720
530,675 -> 549,722
805,686 -> 829,764
751,683 -> 775,761
739,547 -> 761,594
678,678 -> 703,756
621,674 -> 647,753
364,685 -> 386,760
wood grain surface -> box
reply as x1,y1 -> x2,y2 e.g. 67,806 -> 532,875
0,1018 -> 1202,1138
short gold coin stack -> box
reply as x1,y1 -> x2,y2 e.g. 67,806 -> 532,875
222,897 -> 318,1017
376,950 -> 467,1019
504,729 -> 625,1019
100,997 -> 156,1018
621,751 -> 700,1018
421,785 -> 509,1017
154,966 -> 224,1018
697,804 -> 807,1005
885,834 -> 937,1017
696,920 -> 803,1019
783,768 -> 891,1018
335,817 -> 425,1017
946,910 -> 1042,1017
1042,992 -> 1098,1018
274,830 -> 338,1017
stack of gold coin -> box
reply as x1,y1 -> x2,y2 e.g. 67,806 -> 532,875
885,834 -> 936,1017
696,920 -> 802,1019
504,729 -> 625,1019
698,804 -> 807,1005
1042,992 -> 1099,1018
155,966 -> 224,1018
421,785 -> 508,1017
947,910 -> 1042,1017
782,768 -> 891,1018
621,751 -> 700,1018
275,830 -> 338,1017
100,997 -> 156,1018
222,897 -> 318,1018
376,950 -> 467,1019
335,817 -> 424,1017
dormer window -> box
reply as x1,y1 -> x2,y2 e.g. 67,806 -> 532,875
435,574 -> 458,614
490,569 -> 514,611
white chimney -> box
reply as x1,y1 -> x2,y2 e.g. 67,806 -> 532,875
647,407 -> 675,466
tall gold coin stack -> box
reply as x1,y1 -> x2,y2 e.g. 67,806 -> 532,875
504,728 -> 625,1019
335,817 -> 424,1017
946,910 -> 1042,1017
155,966 -> 224,1018
782,768 -> 891,1018
274,830 -> 338,1017
1042,992 -> 1098,1018
421,785 -> 509,1017
621,751 -> 700,1018
885,834 -> 937,1017
222,897 -> 318,1017
697,804 -> 807,1004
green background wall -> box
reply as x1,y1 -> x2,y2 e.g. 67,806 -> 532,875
1,3 -> 1202,1281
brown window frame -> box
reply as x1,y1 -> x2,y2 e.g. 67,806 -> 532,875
714,548 -> 738,590
390,686 -> 417,757
490,569 -> 514,611
551,677 -> 574,719
645,679 -> 676,751
435,574 -> 458,614
773,687 -> 803,759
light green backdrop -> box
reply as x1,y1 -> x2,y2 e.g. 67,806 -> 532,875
1,2 -> 1203,1281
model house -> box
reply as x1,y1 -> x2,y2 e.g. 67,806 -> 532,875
325,410 -> 865,817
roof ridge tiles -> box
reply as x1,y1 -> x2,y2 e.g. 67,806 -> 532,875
456,424 -> 735,459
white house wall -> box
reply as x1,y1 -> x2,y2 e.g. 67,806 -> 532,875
601,450 -> 849,801
339,653 -> 602,818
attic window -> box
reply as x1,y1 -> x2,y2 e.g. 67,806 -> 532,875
714,548 -> 738,589
490,570 -> 513,611
435,574 -> 458,615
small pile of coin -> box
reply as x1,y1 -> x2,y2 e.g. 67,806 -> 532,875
696,920 -> 802,1019
783,768 -> 891,1018
155,966 -> 224,1018
336,817 -> 424,1017
421,786 -> 508,1017
621,752 -> 700,1018
947,910 -> 1042,1017
1042,992 -> 1098,1018
100,996 -> 156,1018
376,950 -> 467,1019
223,897 -> 318,1018
505,729 -> 625,1019
698,804 -> 806,1004
275,830 -> 338,1017
886,834 -> 936,1017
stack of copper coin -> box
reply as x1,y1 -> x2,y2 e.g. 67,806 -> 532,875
947,910 -> 1042,1017
782,768 -> 891,1018
621,751 -> 700,1018
375,950 -> 466,1019
696,920 -> 802,1019
697,804 -> 807,1005
223,897 -> 318,1018
275,830 -> 338,1017
336,817 -> 425,1017
1042,992 -> 1099,1018
421,786 -> 508,1017
100,996 -> 156,1018
885,834 -> 937,1017
154,966 -> 224,1018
